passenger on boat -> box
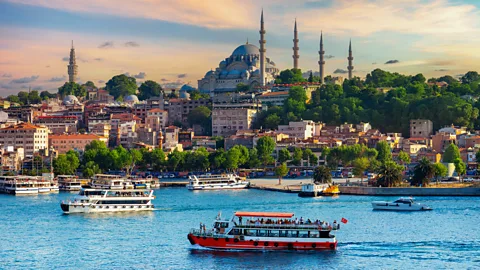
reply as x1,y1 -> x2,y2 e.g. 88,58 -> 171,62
239,216 -> 242,225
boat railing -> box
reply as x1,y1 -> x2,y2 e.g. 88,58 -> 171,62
189,229 -> 227,238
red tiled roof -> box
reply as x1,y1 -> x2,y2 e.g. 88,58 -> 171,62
260,91 -> 289,97
148,108 -> 167,113
49,134 -> 102,140
0,122 -> 44,130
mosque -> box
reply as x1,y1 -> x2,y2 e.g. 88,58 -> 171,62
197,11 -> 355,95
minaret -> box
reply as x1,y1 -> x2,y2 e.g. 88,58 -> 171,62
68,40 -> 78,83
293,19 -> 299,69
259,10 -> 266,86
318,32 -> 325,84
347,39 -> 354,80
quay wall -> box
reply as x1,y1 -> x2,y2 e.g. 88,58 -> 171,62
339,186 -> 480,196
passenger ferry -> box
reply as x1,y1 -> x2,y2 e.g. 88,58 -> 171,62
60,188 -> 155,214
89,174 -> 133,190
188,212 -> 340,251
57,175 -> 82,192
299,183 -> 340,197
38,178 -> 58,193
128,175 -> 160,189
0,176 -> 39,195
187,174 -> 249,190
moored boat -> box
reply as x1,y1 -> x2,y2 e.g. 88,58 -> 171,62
57,175 -> 82,192
187,212 -> 340,251
299,183 -> 340,197
90,174 -> 133,190
187,174 -> 249,190
60,188 -> 155,214
0,176 -> 39,195
372,197 -> 432,211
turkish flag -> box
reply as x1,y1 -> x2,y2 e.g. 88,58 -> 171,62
341,218 -> 348,224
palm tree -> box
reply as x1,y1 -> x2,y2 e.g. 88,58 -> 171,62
411,157 -> 434,186
313,166 -> 332,184
376,161 -> 403,187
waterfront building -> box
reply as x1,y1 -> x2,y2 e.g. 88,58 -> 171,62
0,122 -> 49,156
410,119 -> 433,138
192,136 -> 217,150
0,146 -> 24,173
49,134 -> 107,154
34,116 -> 78,134
212,102 -> 261,137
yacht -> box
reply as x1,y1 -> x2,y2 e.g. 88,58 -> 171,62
57,175 -> 82,192
188,212 -> 340,250
0,176 -> 39,195
60,188 -> 155,214
187,174 -> 249,190
372,197 -> 432,211
90,174 -> 133,190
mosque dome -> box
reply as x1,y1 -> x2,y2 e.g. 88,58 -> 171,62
179,90 -> 190,99
205,70 -> 215,77
219,70 -> 228,79
124,94 -> 139,103
231,44 -> 260,57
227,70 -> 241,78
219,60 -> 227,69
63,95 -> 78,105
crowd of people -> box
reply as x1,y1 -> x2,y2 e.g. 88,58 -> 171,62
239,217 -> 339,230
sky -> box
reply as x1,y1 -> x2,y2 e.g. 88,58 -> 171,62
1,0 -> 480,95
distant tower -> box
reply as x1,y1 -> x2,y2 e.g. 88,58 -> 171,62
318,32 -> 325,84
347,39 -> 354,80
293,19 -> 299,69
68,40 -> 78,83
259,10 -> 266,86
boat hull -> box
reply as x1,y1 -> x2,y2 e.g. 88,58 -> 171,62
61,203 -> 155,214
187,234 -> 337,251
298,191 -> 339,197
371,202 -> 431,211
187,183 -> 249,190
4,187 -> 39,195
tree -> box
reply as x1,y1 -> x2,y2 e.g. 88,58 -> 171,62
275,163 -> 288,185
53,151 -> 79,175
398,150 -> 411,165
225,147 -> 241,171
308,71 -> 314,83
443,143 -> 460,163
190,90 -> 210,100
83,161 -> 101,178
275,68 -> 305,84
28,90 -> 42,104
433,163 -> 447,181
83,81 -> 97,89
453,158 -> 466,179
209,149 -> 226,170
187,106 -> 211,127
248,148 -> 261,168
105,74 -> 137,100
264,114 -> 281,130
256,136 -> 276,167
291,147 -> 303,166
7,95 -> 21,104
461,71 -> 479,84
353,157 -> 370,182
313,166 -> 331,184
303,148 -> 317,166
138,80 -> 162,100
235,83 -> 250,93
376,161 -> 403,187
58,82 -> 86,98
149,148 -> 166,171
277,148 -> 290,163
167,150 -> 184,171
40,91 -> 56,100
375,141 -> 392,163
411,157 -> 434,186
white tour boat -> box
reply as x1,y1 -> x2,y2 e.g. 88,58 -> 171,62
90,174 -> 133,190
372,197 -> 432,211
57,175 -> 82,192
128,175 -> 160,189
60,188 -> 155,214
0,176 -> 39,195
187,174 -> 249,190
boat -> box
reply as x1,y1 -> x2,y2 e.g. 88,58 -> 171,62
60,188 -> 155,214
372,197 -> 432,211
0,176 -> 39,195
299,183 -> 340,197
57,175 -> 82,192
128,175 -> 160,189
37,178 -> 54,193
186,174 -> 249,190
89,174 -> 133,190
187,211 -> 340,251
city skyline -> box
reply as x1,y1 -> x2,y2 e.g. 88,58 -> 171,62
1,0 -> 480,94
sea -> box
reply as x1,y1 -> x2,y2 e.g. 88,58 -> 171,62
1,187 -> 479,270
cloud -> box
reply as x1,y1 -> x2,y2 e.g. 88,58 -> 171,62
94,58 -> 103,61
123,72 -> 130,77
333,69 -> 348,74
372,62 -> 377,65
325,55 -> 334,59
0,83 -> 14,89
32,86 -> 43,91
177,73 -> 187,78
48,75 -> 66,82
161,78 -> 168,82
2,73 -> 12,78
385,60 -> 400,65
98,41 -> 114,49
125,41 -> 140,47
133,72 -> 146,79
62,57 -> 69,62
11,75 -> 39,84
435,69 -> 449,72
98,80 -> 105,83
46,65 -> 50,68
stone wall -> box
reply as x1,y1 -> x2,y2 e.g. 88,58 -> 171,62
340,186 -> 480,196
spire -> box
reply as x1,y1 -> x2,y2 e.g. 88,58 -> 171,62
293,18 -> 299,69
347,39 -> 354,80
318,31 -> 325,84
259,9 -> 266,86
68,40 -> 78,83
246,38 -> 249,45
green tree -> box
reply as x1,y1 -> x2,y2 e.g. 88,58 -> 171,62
275,68 -> 305,84
433,163 -> 447,181
83,81 -> 97,89
353,157 -> 370,182
235,83 -> 250,93
138,80 -> 162,100
443,143 -> 460,163
264,114 -> 281,129
376,161 -> 403,187
190,90 -> 210,100
398,150 -> 411,165
291,147 -> 303,166
7,95 -> 21,104
453,158 -> 466,179
313,165 -> 331,184
83,161 -> 101,178
225,147 -> 241,171
40,91 -> 56,100
209,149 -> 226,170
149,148 -> 166,171
256,136 -> 276,167
58,82 -> 86,98
411,157 -> 434,186
248,148 -> 261,168
277,148 -> 290,163
376,141 -> 392,163
188,106 -> 211,128
167,149 -> 185,171
53,151 -> 79,175
105,74 -> 137,100
308,71 -> 314,83
275,162 -> 289,185
461,71 -> 479,84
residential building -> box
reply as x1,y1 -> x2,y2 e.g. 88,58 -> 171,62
87,113 -> 112,131
0,122 -> 49,156
118,121 -> 137,149
402,137 -> 430,155
90,123 -> 111,138
278,120 -> 322,140
34,116 -> 78,134
256,91 -> 289,108
163,126 -> 183,153
167,98 -> 211,126
465,135 -> 480,149
212,103 -> 260,137
192,136 -> 217,150
0,146 -> 24,173
179,130 -> 195,149
410,119 -> 433,138
49,134 -> 108,154
432,132 -> 457,152
145,109 -> 168,131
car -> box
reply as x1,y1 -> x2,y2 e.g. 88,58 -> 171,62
463,177 -> 477,182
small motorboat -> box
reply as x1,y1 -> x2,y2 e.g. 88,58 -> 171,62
372,197 -> 432,211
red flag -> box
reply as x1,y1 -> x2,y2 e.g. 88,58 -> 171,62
341,218 -> 348,224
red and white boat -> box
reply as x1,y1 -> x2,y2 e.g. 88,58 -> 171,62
187,211 -> 340,251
